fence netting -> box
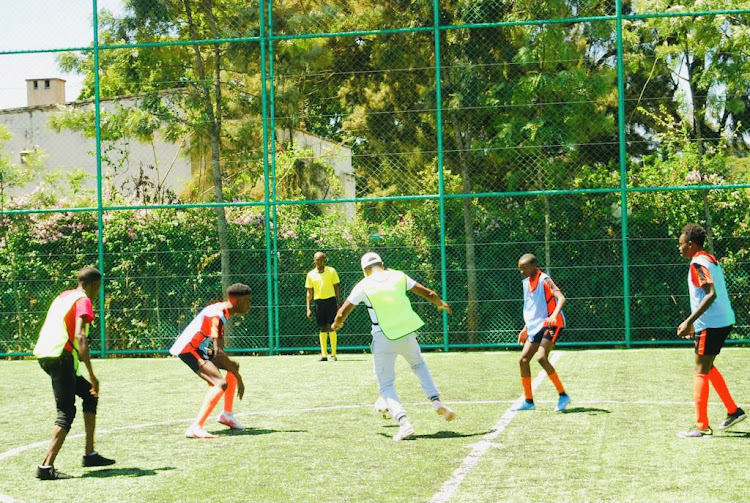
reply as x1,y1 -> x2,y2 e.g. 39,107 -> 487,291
1,0 -> 748,356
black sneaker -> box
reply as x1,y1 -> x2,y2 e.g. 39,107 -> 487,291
82,452 -> 116,467
719,407 -> 747,429
36,466 -> 73,480
318,355 -> 328,362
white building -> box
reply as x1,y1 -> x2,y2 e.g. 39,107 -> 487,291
0,78 -> 354,217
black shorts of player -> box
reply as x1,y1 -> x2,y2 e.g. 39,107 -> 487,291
38,350 -> 98,430
694,325 -> 732,356
179,346 -> 213,373
528,326 -> 563,344
314,297 -> 338,328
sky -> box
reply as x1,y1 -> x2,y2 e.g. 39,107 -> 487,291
0,0 -> 124,110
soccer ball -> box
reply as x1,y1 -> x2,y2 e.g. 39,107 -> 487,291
374,397 -> 393,420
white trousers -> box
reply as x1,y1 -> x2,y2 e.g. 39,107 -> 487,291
371,330 -> 440,420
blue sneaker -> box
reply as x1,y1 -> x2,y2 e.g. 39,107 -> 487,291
513,400 -> 535,411
556,393 -> 571,412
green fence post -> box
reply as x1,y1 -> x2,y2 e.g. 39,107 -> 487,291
92,0 -> 107,358
267,0 -> 281,355
616,0 -> 632,348
259,0 -> 275,355
433,0 -> 449,352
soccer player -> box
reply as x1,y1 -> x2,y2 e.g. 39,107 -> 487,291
514,253 -> 570,412
33,266 -> 115,480
676,223 -> 745,437
170,283 -> 252,438
332,252 -> 456,441
305,251 -> 341,361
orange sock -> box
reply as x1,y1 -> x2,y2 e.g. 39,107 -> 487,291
197,385 -> 224,427
708,367 -> 738,414
521,376 -> 533,401
693,374 -> 710,429
548,372 -> 565,394
224,372 -> 237,413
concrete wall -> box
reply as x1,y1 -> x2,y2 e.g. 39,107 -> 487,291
0,97 -> 191,200
0,97 -> 354,216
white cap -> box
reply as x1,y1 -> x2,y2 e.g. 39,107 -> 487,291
360,252 -> 383,270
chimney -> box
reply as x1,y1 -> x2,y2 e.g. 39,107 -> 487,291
26,78 -> 66,107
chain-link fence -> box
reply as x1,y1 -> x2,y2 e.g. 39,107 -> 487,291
1,0 -> 748,357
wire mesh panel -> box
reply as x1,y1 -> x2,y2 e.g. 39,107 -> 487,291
628,190 -> 750,343
443,192 -> 625,346
441,21 -> 620,195
270,0 -> 433,36
0,210 -> 100,355
102,206 -> 270,353
270,31 -> 441,201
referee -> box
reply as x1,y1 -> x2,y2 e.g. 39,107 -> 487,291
305,251 -> 341,361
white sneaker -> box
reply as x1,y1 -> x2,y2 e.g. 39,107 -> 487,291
217,412 -> 245,430
393,421 -> 415,441
185,424 -> 217,438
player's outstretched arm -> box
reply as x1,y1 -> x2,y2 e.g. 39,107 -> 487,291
410,283 -> 452,315
332,301 -> 355,331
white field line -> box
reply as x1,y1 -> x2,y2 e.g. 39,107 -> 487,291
429,352 -> 562,503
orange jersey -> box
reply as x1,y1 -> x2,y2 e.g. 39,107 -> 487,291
169,302 -> 230,356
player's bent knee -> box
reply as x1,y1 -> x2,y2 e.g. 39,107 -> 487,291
55,404 -> 76,430
82,394 -> 98,415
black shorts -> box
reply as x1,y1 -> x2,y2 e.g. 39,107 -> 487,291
528,326 -> 563,344
694,326 -> 732,356
178,346 -> 213,373
315,297 -> 338,328
38,350 -> 98,429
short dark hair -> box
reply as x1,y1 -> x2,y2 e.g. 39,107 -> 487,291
227,283 -> 252,297
77,267 -> 102,285
681,223 -> 706,247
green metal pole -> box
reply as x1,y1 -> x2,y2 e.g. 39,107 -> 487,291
92,0 -> 107,358
433,0 -> 450,352
259,0 -> 275,355
615,0 -> 632,348
267,0 -> 281,356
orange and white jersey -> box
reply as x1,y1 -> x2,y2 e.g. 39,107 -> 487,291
523,269 -> 565,336
688,251 -> 735,331
169,302 -> 230,356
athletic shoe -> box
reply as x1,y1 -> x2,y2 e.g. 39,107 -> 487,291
393,421 -> 415,441
436,405 -> 456,422
318,355 -> 328,362
217,412 -> 245,430
678,426 -> 713,438
185,424 -> 217,438
719,407 -> 746,429
329,355 -> 338,361
556,393 -> 571,412
513,401 -> 535,411
36,466 -> 73,480
82,452 -> 116,467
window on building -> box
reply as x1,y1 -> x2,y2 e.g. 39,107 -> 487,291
44,80 -> 50,89
33,81 -> 38,89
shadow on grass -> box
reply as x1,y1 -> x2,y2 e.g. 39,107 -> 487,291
82,466 -> 176,478
561,407 -> 610,415
214,428 -> 307,436
717,431 -> 750,439
377,430 -> 489,440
